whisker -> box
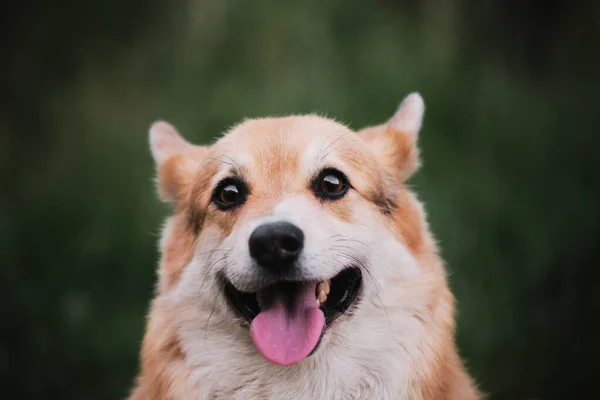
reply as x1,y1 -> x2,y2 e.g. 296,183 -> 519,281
331,235 -> 380,257
328,331 -> 351,342
192,248 -> 231,262
336,253 -> 378,288
318,132 -> 351,161
205,156 -> 232,168
329,249 -> 393,330
204,278 -> 227,338
199,254 -> 229,293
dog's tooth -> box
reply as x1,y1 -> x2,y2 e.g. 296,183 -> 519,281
317,290 -> 327,303
316,299 -> 321,307
322,280 -> 330,295
316,280 -> 331,297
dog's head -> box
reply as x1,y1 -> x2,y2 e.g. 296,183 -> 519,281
149,93 -> 434,368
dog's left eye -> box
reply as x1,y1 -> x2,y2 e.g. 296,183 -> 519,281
213,178 -> 247,210
313,168 -> 349,200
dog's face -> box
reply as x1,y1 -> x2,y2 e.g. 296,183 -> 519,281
150,94 -> 428,368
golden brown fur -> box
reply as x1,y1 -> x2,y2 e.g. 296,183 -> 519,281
130,94 -> 480,399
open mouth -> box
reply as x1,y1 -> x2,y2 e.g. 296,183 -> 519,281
223,267 -> 362,366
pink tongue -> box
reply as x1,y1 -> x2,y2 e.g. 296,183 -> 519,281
250,282 -> 325,366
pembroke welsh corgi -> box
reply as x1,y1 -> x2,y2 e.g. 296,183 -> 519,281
129,93 -> 480,399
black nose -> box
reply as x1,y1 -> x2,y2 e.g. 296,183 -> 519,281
249,222 -> 304,270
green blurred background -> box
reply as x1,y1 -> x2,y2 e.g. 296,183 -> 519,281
2,0 -> 599,398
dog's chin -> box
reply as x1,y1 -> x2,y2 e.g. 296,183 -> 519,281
222,266 -> 362,362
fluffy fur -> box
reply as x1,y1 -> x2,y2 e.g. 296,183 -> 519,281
129,93 -> 480,399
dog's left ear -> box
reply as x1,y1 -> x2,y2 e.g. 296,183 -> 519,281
358,92 -> 424,181
149,121 -> 208,203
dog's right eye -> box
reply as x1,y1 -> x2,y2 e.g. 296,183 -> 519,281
312,168 -> 350,201
212,178 -> 247,210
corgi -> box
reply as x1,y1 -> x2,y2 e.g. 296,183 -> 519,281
129,93 -> 481,399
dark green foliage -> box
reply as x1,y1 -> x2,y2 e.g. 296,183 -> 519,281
1,1 -> 599,398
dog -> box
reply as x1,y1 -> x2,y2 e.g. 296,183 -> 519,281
129,93 -> 480,399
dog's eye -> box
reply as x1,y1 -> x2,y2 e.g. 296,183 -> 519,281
313,169 -> 349,200
213,179 -> 247,210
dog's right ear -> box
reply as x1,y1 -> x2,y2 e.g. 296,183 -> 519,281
358,93 -> 424,182
149,121 -> 208,203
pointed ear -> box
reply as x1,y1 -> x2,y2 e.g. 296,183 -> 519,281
149,121 -> 208,203
357,92 -> 425,181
